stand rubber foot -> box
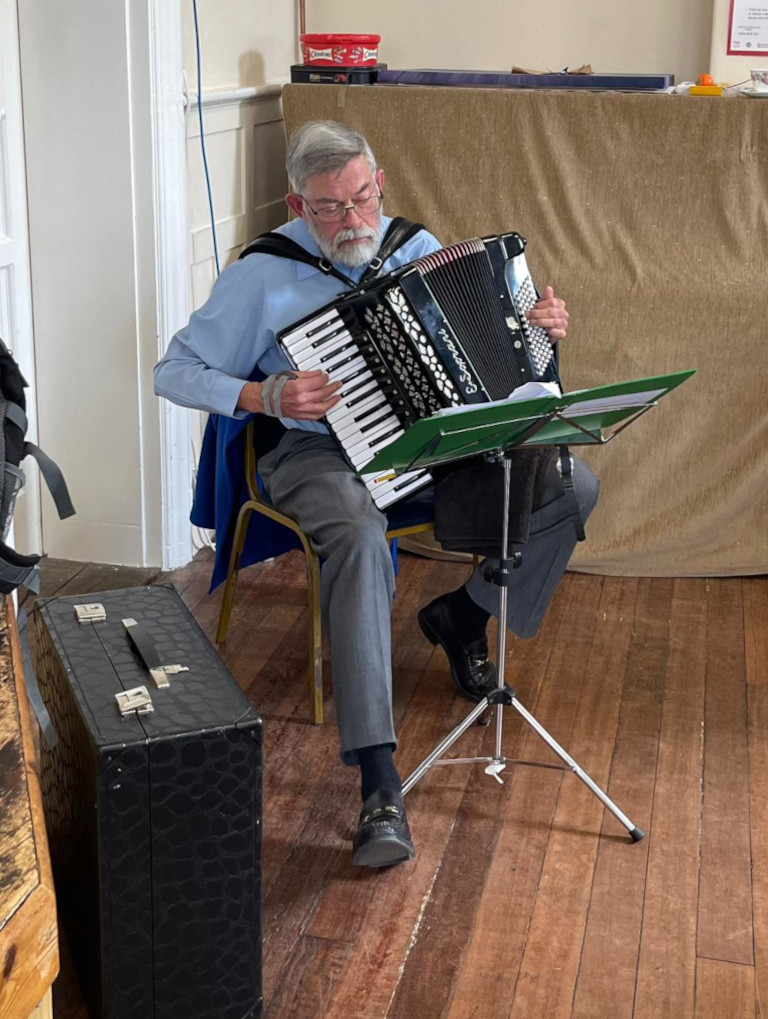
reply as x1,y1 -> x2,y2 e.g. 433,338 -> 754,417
629,826 -> 646,843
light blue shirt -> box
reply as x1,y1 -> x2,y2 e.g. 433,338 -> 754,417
153,217 -> 441,433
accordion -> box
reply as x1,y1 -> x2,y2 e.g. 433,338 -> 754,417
279,233 -> 560,509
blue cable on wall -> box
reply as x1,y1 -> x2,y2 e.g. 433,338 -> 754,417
192,0 -> 221,276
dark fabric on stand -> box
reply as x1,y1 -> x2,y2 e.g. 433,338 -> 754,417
432,448 -> 557,556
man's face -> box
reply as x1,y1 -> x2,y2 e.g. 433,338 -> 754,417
287,156 -> 385,268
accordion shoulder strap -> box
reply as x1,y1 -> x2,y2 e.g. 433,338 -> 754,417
367,217 -> 427,274
238,231 -> 353,280
238,217 -> 427,288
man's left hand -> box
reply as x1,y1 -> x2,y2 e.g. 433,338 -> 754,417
527,286 -> 569,342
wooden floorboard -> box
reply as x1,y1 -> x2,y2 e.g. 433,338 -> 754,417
28,553 -> 768,1019
698,580 -> 753,966
632,578 -> 707,1019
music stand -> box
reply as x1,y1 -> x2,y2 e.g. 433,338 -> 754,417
362,374 -> 696,842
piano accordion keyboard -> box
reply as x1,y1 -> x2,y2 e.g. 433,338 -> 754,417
280,309 -> 431,509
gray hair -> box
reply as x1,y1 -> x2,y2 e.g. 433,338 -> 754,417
286,121 -> 377,195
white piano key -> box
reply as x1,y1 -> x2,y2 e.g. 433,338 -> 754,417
362,467 -> 426,497
282,307 -> 340,345
346,412 -> 400,453
294,338 -> 356,371
349,435 -> 400,471
286,319 -> 350,357
326,356 -> 367,383
336,411 -> 394,449
342,375 -> 379,402
331,393 -> 389,437
349,422 -> 403,467
365,470 -> 431,509
325,383 -> 380,428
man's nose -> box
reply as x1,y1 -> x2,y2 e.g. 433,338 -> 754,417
342,203 -> 364,225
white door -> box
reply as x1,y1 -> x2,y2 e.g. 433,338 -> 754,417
0,0 -> 41,557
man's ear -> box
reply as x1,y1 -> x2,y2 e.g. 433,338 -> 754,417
376,168 -> 385,192
285,193 -> 304,218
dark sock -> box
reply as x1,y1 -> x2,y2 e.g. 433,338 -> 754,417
357,743 -> 402,802
446,585 -> 491,644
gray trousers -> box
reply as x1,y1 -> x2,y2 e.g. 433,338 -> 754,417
259,430 -> 599,765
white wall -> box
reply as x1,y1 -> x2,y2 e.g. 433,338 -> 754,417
181,6 -> 295,536
308,0 -> 713,84
15,0 -> 295,568
184,89 -> 289,527
0,0 -> 40,560
18,0 -> 164,565
709,0 -> 764,83
181,0 -> 297,91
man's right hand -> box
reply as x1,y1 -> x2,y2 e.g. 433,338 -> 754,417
237,370 -> 342,420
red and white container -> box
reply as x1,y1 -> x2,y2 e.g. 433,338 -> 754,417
299,33 -> 380,67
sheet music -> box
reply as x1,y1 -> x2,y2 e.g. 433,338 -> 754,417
431,380 -> 562,417
560,388 -> 666,415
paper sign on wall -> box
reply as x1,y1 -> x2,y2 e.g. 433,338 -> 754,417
728,0 -> 768,55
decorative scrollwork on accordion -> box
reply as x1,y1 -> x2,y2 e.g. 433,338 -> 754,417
362,303 -> 445,418
384,290 -> 463,407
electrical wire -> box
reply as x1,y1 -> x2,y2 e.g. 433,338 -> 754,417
190,0 -> 218,554
192,0 -> 220,276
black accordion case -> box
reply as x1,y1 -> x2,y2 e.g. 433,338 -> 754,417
33,584 -> 263,1019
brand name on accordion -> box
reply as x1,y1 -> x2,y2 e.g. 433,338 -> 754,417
440,329 -> 478,394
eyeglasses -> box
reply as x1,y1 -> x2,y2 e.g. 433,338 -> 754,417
301,191 -> 384,224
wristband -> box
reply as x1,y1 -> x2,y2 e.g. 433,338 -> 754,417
261,371 -> 297,417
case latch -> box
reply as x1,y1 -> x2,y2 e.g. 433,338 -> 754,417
74,603 -> 106,623
115,686 -> 154,716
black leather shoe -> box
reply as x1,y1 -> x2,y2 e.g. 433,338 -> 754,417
352,789 -> 415,869
418,593 -> 497,702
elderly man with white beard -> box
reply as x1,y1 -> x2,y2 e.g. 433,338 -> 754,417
154,121 -> 596,869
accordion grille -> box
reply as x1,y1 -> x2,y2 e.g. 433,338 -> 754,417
412,240 -> 525,400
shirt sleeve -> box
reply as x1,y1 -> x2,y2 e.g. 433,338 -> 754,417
154,260 -> 266,418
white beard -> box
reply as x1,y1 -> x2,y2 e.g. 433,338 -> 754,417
306,214 -> 383,269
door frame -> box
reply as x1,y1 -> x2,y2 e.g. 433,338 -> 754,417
149,0 -> 195,570
1,0 -> 41,555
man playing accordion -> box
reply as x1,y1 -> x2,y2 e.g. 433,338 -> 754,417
154,120 -> 598,869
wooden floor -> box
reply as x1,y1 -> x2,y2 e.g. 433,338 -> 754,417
31,553 -> 768,1019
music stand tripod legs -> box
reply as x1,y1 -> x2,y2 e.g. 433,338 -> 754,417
402,449 -> 645,844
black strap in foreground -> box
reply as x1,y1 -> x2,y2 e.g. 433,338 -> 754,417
238,217 -> 426,289
18,607 -> 58,748
362,217 -> 427,284
124,619 -> 163,672
558,445 -> 586,542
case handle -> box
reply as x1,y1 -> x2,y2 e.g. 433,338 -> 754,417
122,618 -> 189,689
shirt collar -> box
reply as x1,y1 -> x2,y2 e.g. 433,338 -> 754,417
288,216 -> 393,283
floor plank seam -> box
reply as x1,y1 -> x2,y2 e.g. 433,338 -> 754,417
385,850 -> 445,1018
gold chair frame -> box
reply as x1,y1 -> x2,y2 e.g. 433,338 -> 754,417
215,420 -> 434,724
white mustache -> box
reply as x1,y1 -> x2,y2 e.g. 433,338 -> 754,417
333,226 -> 377,245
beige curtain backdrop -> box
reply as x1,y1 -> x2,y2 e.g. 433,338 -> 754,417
283,85 -> 767,577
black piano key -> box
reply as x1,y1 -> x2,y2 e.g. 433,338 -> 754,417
346,382 -> 380,406
319,340 -> 356,364
360,410 -> 396,435
354,399 -> 388,424
338,367 -> 370,389
310,324 -> 348,348
368,425 -> 400,449
321,350 -> 361,373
